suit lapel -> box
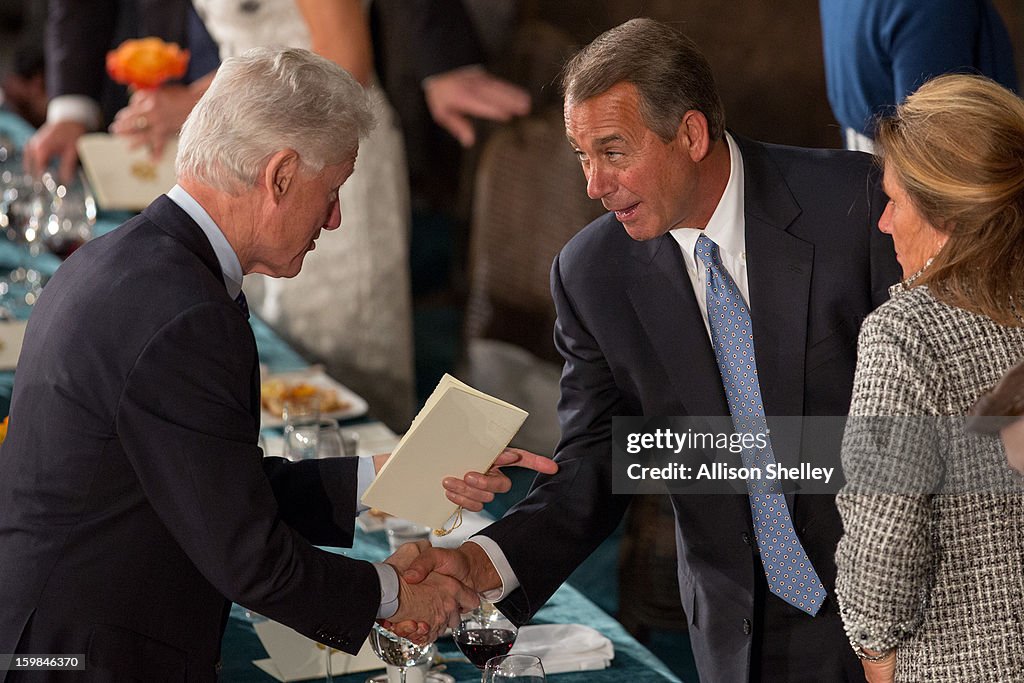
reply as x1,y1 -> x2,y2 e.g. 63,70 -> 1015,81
143,195 -> 262,422
142,195 -> 226,286
627,234 -> 730,418
736,136 -> 812,481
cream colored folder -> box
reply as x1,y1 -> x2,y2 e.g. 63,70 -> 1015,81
361,374 -> 528,530
0,320 -> 27,370
76,133 -> 177,211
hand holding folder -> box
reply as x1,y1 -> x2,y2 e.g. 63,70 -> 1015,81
361,374 -> 556,531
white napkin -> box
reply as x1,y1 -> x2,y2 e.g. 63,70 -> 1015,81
509,624 -> 614,674
252,619 -> 381,681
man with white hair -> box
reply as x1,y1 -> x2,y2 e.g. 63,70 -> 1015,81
0,46 -> 554,681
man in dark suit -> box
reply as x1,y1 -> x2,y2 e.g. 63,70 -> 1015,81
0,46 -> 554,681
402,18 -> 901,682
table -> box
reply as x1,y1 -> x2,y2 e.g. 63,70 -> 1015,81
0,110 -> 683,682
219,526 -> 682,683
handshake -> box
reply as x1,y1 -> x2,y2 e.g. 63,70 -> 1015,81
378,540 -> 502,644
363,446 -> 555,644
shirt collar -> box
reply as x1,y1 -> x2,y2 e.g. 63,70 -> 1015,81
166,184 -> 244,299
670,132 -> 746,263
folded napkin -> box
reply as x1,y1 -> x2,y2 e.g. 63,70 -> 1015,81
510,624 -> 614,674
252,619 -> 381,681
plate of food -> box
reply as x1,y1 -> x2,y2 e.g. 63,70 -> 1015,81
260,368 -> 368,428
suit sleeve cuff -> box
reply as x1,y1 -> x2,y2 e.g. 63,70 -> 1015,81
465,536 -> 519,601
46,95 -> 102,130
373,562 -> 400,619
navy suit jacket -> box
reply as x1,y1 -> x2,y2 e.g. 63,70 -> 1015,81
0,197 -> 378,681
479,136 -> 900,682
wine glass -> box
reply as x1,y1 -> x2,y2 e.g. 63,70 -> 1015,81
454,602 -> 518,674
365,623 -> 434,683
41,183 -> 95,259
482,654 -> 546,683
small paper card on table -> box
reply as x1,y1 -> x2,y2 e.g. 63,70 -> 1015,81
0,320 -> 28,370
361,373 -> 528,530
76,133 -> 177,211
252,619 -> 380,681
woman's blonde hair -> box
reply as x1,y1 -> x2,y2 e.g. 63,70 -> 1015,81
876,74 -> 1024,325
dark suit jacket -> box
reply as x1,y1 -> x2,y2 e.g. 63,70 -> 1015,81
0,197 -> 379,682
479,136 -> 900,683
370,0 -> 487,209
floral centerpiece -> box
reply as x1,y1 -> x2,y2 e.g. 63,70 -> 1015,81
106,37 -> 190,90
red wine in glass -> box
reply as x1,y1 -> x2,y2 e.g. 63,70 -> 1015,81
455,628 -> 517,669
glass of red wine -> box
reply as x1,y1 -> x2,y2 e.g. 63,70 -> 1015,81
454,602 -> 518,677
41,183 -> 95,260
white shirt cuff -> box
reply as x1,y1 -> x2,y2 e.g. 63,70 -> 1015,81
373,562 -> 400,619
355,455 -> 377,514
464,536 -> 519,602
46,96 -> 102,131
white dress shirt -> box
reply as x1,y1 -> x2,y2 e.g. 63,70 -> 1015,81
46,96 -> 103,132
469,133 -> 750,600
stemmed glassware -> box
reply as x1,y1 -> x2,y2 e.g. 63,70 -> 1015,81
41,182 -> 96,259
482,654 -> 546,682
454,602 -> 518,677
361,623 -> 434,683
0,137 -> 96,317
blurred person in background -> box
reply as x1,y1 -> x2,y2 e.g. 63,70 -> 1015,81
0,45 -> 47,128
835,74 -> 1024,682
22,0 -> 219,182
819,0 -> 1017,152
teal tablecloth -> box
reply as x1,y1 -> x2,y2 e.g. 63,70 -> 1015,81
220,528 -> 682,683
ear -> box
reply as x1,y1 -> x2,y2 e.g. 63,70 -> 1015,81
677,110 -> 711,163
263,149 -> 301,205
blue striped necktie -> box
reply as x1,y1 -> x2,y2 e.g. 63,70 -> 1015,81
694,234 -> 826,615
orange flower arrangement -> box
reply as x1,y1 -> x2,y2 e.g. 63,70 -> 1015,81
106,37 -> 190,90
0,416 -> 9,445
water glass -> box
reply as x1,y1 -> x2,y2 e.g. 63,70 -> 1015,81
313,419 -> 343,458
366,623 -> 433,683
340,429 -> 360,456
282,396 -> 321,461
384,517 -> 433,553
482,654 -> 546,682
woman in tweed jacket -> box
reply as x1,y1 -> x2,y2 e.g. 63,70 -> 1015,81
835,74 -> 1024,683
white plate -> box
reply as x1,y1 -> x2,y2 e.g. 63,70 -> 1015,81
260,369 -> 368,428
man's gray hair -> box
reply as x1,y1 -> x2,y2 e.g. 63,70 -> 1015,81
177,46 -> 375,192
561,18 -> 725,142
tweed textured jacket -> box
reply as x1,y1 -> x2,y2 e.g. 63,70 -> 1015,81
836,285 -> 1024,681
